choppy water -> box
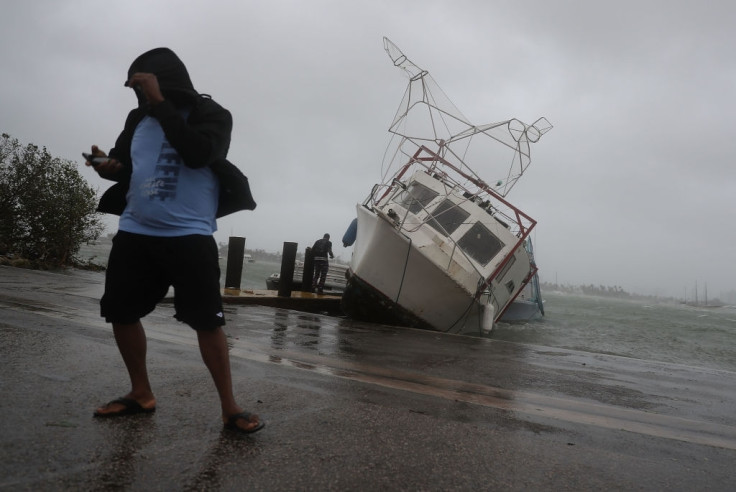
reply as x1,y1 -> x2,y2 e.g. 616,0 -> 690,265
229,259 -> 284,290
210,260 -> 736,374
80,243 -> 736,374
493,292 -> 736,373
239,261 -> 736,373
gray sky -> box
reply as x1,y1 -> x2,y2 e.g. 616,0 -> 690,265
2,0 -> 734,298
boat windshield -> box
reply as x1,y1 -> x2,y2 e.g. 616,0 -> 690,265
426,200 -> 470,236
394,182 -> 438,214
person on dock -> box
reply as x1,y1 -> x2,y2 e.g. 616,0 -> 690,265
85,47 -> 262,434
311,233 -> 334,294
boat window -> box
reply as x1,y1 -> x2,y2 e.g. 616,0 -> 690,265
427,199 -> 470,236
496,254 -> 516,279
394,182 -> 438,214
457,222 -> 504,265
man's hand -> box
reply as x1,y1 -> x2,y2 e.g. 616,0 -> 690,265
126,72 -> 164,105
85,145 -> 122,178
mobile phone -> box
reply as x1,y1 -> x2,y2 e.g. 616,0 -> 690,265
82,152 -> 108,167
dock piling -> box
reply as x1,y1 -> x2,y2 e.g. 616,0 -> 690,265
278,242 -> 298,297
302,247 -> 314,293
224,236 -> 246,290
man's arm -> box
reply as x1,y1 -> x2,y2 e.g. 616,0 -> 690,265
151,99 -> 232,168
87,105 -> 143,183
128,72 -> 232,169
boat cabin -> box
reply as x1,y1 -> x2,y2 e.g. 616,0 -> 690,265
378,169 -> 532,314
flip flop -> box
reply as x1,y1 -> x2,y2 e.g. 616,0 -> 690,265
94,397 -> 156,418
224,411 -> 265,434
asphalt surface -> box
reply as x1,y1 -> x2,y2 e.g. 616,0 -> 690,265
1,265 -> 735,491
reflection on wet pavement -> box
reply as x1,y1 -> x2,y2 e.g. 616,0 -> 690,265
3,266 -> 736,453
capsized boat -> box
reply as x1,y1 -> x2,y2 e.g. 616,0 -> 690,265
340,38 -> 552,335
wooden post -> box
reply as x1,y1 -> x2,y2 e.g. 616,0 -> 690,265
224,236 -> 246,290
302,246 -> 314,293
278,242 -> 298,297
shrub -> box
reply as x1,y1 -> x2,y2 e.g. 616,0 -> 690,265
0,133 -> 104,267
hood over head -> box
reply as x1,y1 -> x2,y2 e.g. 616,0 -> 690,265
127,47 -> 198,106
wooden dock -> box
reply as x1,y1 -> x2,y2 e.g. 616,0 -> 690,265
222,288 -> 343,315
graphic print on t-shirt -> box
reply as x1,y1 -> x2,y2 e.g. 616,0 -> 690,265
141,142 -> 182,201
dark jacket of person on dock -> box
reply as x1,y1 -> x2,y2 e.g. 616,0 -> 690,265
311,233 -> 334,294
85,47 -> 263,434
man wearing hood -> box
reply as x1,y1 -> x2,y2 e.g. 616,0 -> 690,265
86,48 -> 262,434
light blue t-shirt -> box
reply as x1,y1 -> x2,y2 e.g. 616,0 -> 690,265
119,113 -> 219,236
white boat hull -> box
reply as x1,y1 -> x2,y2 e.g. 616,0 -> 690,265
343,202 -> 529,335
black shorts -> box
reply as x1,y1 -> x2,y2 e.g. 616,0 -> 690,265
101,231 -> 225,331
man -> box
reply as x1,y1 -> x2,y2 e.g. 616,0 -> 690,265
87,48 -> 262,434
311,233 -> 334,294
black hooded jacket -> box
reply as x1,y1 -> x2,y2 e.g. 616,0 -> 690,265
97,48 -> 255,218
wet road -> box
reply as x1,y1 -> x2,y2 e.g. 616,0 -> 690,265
1,265 -> 735,490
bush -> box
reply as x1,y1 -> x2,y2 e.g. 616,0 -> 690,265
0,133 -> 104,267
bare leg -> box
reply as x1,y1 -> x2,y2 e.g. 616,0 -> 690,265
95,321 -> 156,414
197,327 -> 261,431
